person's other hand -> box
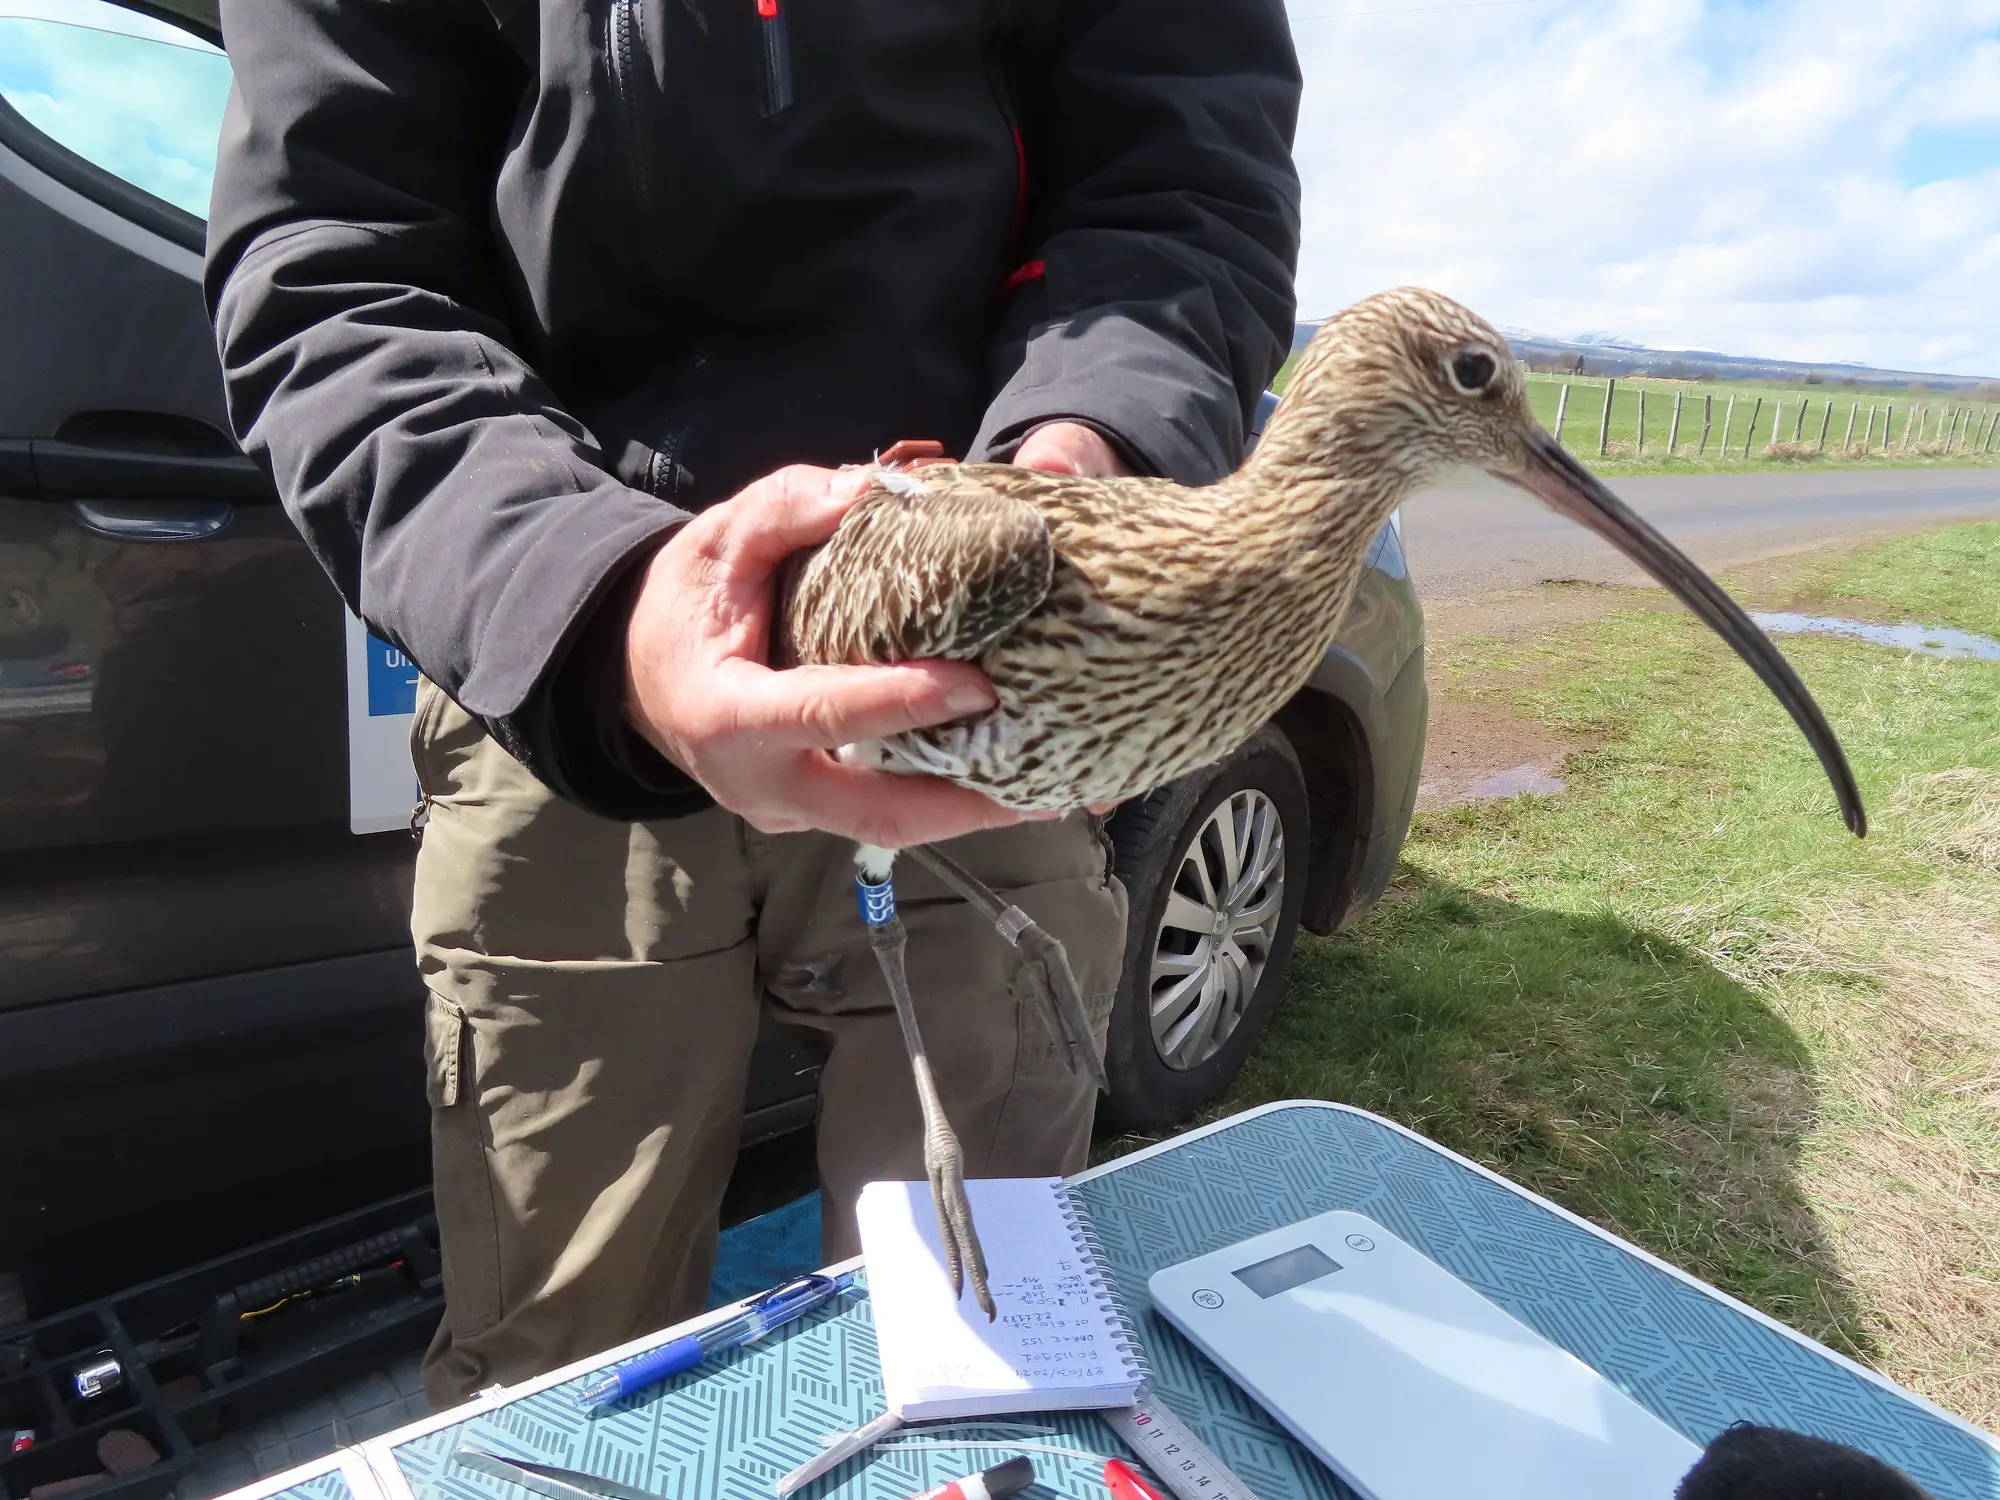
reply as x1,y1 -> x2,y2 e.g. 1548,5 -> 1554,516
623,464 -> 1052,847
1012,421 -> 1130,478
1012,422 -> 1129,814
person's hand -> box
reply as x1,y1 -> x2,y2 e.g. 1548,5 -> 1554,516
623,464 -> 1054,847
1012,421 -> 1129,478
1012,422 -> 1129,815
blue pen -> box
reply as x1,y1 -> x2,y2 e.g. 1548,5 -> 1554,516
575,1272 -> 856,1411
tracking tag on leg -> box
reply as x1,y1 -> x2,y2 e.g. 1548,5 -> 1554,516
856,877 -> 897,927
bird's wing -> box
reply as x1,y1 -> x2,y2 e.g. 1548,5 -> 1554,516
781,468 -> 1055,667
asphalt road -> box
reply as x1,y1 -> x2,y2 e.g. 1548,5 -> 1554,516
1400,468 -> 2000,603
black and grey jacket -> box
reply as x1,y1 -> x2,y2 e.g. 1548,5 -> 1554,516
205,0 -> 1303,818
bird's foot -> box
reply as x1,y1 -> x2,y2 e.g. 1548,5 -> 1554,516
900,844 -> 1109,1094
1005,909 -> 1111,1096
922,1103 -> 995,1321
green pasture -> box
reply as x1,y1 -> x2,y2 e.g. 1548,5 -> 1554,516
1525,372 -> 2000,473
1270,356 -> 2000,476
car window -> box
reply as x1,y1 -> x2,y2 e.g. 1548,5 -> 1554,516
0,0 -> 228,221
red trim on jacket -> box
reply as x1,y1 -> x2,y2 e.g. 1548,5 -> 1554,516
1002,259 -> 1046,292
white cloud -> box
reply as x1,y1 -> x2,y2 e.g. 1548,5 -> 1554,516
1286,0 -> 2000,375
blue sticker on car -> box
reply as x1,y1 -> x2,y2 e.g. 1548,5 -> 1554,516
366,634 -> 419,717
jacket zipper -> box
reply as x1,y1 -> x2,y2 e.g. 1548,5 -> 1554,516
755,0 -> 792,117
607,0 -> 662,252
647,351 -> 708,500
983,22 -> 1037,292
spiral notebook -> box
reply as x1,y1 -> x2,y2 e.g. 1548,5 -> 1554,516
857,1177 -> 1146,1419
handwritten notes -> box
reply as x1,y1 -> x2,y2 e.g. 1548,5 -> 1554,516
858,1178 -> 1144,1420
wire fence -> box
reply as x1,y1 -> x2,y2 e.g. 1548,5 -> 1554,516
1526,373 -> 2000,463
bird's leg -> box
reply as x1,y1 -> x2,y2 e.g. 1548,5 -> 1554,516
855,848 -> 995,1320
901,842 -> 1110,1096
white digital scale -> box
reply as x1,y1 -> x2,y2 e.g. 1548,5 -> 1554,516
1148,1210 -> 1702,1500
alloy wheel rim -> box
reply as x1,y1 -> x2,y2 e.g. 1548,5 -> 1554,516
1146,788 -> 1287,1071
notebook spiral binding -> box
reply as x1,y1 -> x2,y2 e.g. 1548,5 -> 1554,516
1059,1184 -> 1152,1394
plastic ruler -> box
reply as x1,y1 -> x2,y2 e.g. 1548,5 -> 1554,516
1102,1392 -> 1260,1500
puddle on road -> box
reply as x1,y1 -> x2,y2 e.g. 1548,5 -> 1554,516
1752,612 -> 2000,661
1469,763 -> 1567,799
1418,701 -> 1581,809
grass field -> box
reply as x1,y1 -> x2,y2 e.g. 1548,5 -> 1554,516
1526,372 -> 2000,476
1271,357 -> 2000,477
1108,522 -> 2000,1426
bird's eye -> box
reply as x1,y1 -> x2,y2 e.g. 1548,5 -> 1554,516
1449,350 -> 1497,393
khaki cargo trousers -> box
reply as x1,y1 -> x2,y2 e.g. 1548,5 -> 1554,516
408,681 -> 1128,1407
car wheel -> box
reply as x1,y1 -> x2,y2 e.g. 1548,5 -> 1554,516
1098,727 -> 1309,1133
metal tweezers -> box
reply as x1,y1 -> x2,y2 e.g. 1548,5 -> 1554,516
455,1442 -> 667,1500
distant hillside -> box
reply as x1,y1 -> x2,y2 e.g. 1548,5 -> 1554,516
1289,320 -> 1992,391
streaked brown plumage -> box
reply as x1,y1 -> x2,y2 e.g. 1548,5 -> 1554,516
784,286 -> 1867,1316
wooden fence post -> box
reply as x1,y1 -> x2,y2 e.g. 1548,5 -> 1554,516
1743,396 -> 1763,458
1769,399 -> 1784,450
1598,378 -> 1616,456
1636,388 -> 1646,456
1883,402 -> 1894,455
1817,399 -> 1833,453
1988,410 -> 1999,452
1668,390 -> 1683,455
1841,401 -> 1857,454
1700,393 -> 1714,454
1717,393 -> 1736,458
1793,400 -> 1807,443
1901,405 -> 1917,453
1553,383 -> 1570,445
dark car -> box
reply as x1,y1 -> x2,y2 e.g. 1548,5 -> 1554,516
0,0 -> 1426,1318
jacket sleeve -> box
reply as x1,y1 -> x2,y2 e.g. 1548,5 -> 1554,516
205,0 -> 705,819
970,0 -> 1303,483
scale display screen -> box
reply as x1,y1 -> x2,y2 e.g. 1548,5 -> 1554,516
1232,1243 -> 1342,1298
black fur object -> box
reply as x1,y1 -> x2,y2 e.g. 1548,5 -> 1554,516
1678,1424 -> 1935,1500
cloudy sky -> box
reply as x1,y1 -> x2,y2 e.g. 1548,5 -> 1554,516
1286,0 -> 2000,375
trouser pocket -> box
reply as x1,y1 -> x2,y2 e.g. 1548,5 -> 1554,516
423,990 -> 503,1343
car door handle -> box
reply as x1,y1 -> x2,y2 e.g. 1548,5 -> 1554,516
66,498 -> 234,542
0,437 -> 277,503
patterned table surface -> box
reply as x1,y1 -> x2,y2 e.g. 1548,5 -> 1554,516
254,1102 -> 2000,1500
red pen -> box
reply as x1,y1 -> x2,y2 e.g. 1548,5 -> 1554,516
907,1456 -> 1035,1500
1104,1458 -> 1168,1500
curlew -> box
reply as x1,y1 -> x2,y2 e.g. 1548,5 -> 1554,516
781,287 -> 1866,1317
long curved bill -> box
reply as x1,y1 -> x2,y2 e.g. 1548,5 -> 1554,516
1499,431 -> 1866,837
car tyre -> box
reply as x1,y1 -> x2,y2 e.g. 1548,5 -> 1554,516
1099,728 -> 1309,1133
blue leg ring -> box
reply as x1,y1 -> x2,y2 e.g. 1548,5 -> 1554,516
856,876 -> 897,927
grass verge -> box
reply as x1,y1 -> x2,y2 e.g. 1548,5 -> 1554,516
1113,522 -> 2000,1428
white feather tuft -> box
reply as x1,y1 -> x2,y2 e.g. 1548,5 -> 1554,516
869,461 -> 933,499
854,844 -> 898,883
